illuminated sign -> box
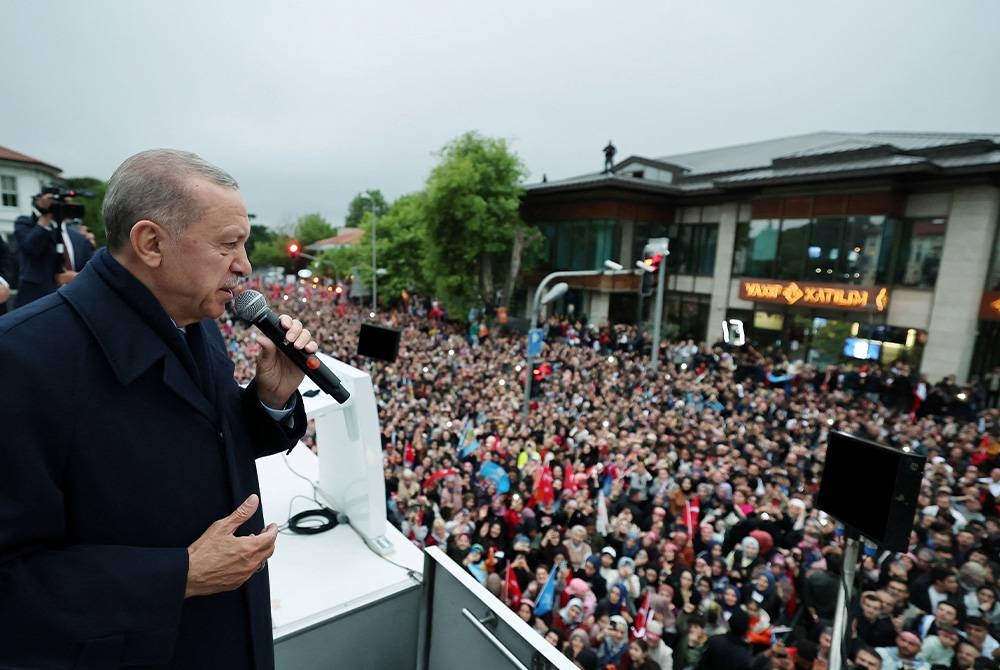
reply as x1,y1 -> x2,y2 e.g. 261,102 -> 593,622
979,292 -> 1000,322
739,279 -> 890,312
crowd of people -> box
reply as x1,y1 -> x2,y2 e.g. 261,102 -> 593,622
225,279 -> 1000,670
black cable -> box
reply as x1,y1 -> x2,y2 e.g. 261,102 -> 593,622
287,507 -> 340,535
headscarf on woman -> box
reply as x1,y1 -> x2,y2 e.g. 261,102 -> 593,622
564,578 -> 597,618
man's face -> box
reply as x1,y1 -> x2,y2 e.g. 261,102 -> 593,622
886,581 -> 909,605
853,648 -> 882,670
896,635 -> 920,658
955,642 -> 978,669
965,623 -> 986,646
861,596 -> 882,622
157,179 -> 250,325
35,193 -> 54,213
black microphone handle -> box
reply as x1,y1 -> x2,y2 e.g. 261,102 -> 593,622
253,310 -> 350,403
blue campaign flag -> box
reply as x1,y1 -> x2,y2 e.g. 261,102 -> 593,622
601,472 -> 613,497
459,439 -> 481,459
478,461 -> 510,494
457,419 -> 480,458
533,564 -> 559,616
527,328 -> 544,358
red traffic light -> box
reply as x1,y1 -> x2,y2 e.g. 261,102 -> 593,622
286,241 -> 301,258
533,363 -> 553,380
642,252 -> 663,269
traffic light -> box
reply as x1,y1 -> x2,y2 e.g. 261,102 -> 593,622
530,362 -> 552,398
640,253 -> 662,294
642,252 -> 663,271
286,241 -> 301,258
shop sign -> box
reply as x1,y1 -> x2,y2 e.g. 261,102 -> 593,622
980,292 -> 1000,322
739,279 -> 890,312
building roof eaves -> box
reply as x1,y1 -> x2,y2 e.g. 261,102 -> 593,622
524,173 -> 680,196
0,146 -> 62,173
714,158 -> 937,188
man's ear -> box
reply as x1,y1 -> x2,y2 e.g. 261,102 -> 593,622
129,220 -> 166,268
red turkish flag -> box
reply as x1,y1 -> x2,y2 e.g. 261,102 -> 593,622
504,562 -> 522,605
535,461 -> 555,507
684,498 -> 701,537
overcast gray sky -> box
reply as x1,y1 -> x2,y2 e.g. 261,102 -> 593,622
5,1 -> 999,228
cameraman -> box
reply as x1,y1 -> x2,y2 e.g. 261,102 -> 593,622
0,234 -> 14,314
13,190 -> 94,308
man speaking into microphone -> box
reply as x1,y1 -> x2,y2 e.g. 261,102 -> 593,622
0,149 -> 317,669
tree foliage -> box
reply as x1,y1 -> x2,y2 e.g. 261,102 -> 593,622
66,177 -> 107,248
247,224 -> 274,257
344,190 -> 389,228
421,131 -> 529,312
291,132 -> 537,314
250,237 -> 293,272
293,213 -> 336,246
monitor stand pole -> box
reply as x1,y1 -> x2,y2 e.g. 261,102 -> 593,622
829,535 -> 861,670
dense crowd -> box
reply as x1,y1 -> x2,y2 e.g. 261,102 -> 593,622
225,279 -> 1000,670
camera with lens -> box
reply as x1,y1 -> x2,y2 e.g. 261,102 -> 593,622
37,186 -> 92,223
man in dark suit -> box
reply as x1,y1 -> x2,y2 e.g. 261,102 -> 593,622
12,190 -> 94,308
0,233 -> 14,314
0,149 -> 318,669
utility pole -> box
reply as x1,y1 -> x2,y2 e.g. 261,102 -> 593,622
645,238 -> 670,372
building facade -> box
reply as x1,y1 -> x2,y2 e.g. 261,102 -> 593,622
0,146 -> 63,238
521,132 -> 1000,382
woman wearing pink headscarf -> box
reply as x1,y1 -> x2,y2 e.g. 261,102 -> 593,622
564,578 -> 598,619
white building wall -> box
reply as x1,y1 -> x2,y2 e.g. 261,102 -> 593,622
885,289 -> 934,330
587,290 -> 611,324
0,162 -> 60,236
921,185 -> 1000,381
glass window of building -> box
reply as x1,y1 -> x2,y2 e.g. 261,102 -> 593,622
736,215 -> 897,285
0,176 -> 16,207
775,218 -> 810,279
540,219 -> 622,271
894,218 -> 947,288
844,215 -> 891,285
807,217 -> 845,280
666,223 -> 718,276
736,219 -> 780,277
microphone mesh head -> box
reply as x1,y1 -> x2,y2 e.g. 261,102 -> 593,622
232,289 -> 268,322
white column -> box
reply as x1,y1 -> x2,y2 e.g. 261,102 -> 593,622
921,185 -> 1000,381
588,290 -> 611,324
705,203 -> 739,343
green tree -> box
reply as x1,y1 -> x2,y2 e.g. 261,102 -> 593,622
313,193 -> 432,304
250,238 -> 293,271
422,131 -> 531,313
365,192 -> 431,302
66,177 -> 108,248
246,223 -> 274,257
312,244 -> 363,282
293,213 -> 336,246
345,190 -> 389,228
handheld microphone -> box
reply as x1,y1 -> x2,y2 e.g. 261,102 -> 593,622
231,290 -> 350,404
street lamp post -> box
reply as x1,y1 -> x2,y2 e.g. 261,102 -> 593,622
521,263 -> 638,417
360,193 -> 378,312
644,238 -> 670,372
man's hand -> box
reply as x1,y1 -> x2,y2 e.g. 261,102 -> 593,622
0,284 -> 9,305
185,494 -> 277,598
254,314 -> 318,408
54,270 -> 77,286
